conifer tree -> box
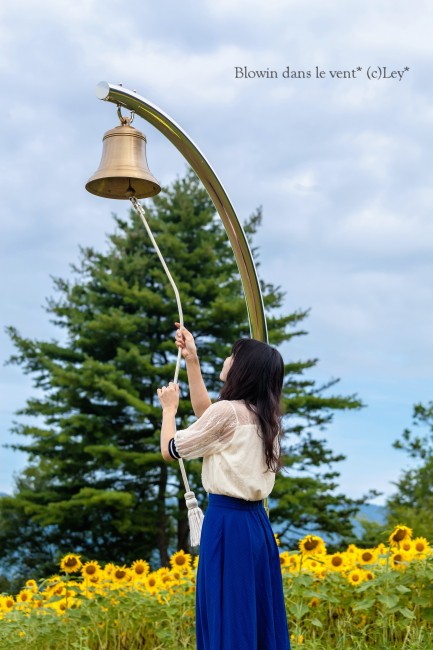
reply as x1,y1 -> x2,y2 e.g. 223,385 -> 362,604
0,170 -> 364,576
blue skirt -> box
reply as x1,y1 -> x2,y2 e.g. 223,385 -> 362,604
196,494 -> 291,650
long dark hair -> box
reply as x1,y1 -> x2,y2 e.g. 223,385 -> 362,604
219,339 -> 284,472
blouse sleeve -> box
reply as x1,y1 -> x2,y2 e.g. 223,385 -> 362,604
174,400 -> 238,460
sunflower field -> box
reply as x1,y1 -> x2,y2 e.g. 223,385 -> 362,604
1,526 -> 433,649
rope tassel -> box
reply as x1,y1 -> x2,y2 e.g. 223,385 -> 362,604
178,456 -> 204,547
131,196 -> 204,548
185,490 -> 204,548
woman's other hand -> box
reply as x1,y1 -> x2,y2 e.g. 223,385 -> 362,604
157,382 -> 180,413
175,322 -> 198,361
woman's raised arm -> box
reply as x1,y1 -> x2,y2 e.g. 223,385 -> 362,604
175,323 -> 212,417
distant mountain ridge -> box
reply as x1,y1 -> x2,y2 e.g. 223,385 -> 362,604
356,503 -> 387,525
270,501 -> 387,545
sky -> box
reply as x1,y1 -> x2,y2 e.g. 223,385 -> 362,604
1,0 -> 432,504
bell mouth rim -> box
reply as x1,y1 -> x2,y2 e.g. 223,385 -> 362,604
85,177 -> 161,200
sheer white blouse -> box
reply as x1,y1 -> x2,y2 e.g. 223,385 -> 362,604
174,400 -> 276,501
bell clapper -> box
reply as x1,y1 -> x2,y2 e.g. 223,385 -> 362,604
125,179 -> 136,198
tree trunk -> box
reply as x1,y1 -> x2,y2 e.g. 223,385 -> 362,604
177,482 -> 189,551
156,464 -> 170,566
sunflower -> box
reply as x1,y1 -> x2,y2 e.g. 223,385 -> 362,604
60,553 -> 82,574
389,525 -> 412,546
279,551 -> 291,569
50,598 -> 68,615
298,535 -> 326,556
16,590 -> 33,604
103,562 -> 116,578
112,566 -> 130,584
25,579 -> 38,592
81,560 -> 101,580
51,584 -> 67,597
131,559 -> 150,579
309,597 -> 320,607
170,569 -> 183,581
145,573 -> 161,594
358,548 -> 377,565
169,550 -> 192,570
327,553 -> 346,572
390,550 -> 410,571
375,543 -> 390,564
161,572 -> 174,584
274,533 -> 281,546
413,537 -> 430,555
304,557 -> 324,572
287,554 -> 300,572
2,596 -> 15,611
88,573 -> 101,585
347,569 -> 364,586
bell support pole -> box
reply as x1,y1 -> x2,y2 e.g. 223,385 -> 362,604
94,81 -> 268,343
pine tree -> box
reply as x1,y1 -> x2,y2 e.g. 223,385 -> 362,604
1,170 -> 364,577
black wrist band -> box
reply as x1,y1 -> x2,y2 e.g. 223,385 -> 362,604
168,437 -> 181,459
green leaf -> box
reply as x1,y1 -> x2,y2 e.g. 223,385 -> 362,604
353,598 -> 377,611
380,593 -> 400,609
398,607 -> 416,619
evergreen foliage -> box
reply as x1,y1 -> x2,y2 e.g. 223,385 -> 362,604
386,401 -> 433,539
1,170 -> 365,577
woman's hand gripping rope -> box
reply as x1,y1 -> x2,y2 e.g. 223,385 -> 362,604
157,382 -> 180,414
175,322 -> 198,361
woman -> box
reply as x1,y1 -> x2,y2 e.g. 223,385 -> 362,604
157,325 -> 291,650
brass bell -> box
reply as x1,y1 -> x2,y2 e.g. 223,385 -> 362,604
86,112 -> 161,200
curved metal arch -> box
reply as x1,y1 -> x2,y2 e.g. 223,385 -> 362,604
94,81 -> 268,343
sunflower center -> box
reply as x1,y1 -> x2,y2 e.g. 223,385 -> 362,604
65,557 -> 78,568
332,556 -> 343,566
362,552 -> 373,562
304,539 -> 319,551
85,566 -> 97,575
392,529 -> 407,542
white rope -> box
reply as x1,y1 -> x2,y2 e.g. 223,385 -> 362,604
131,196 -> 204,547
